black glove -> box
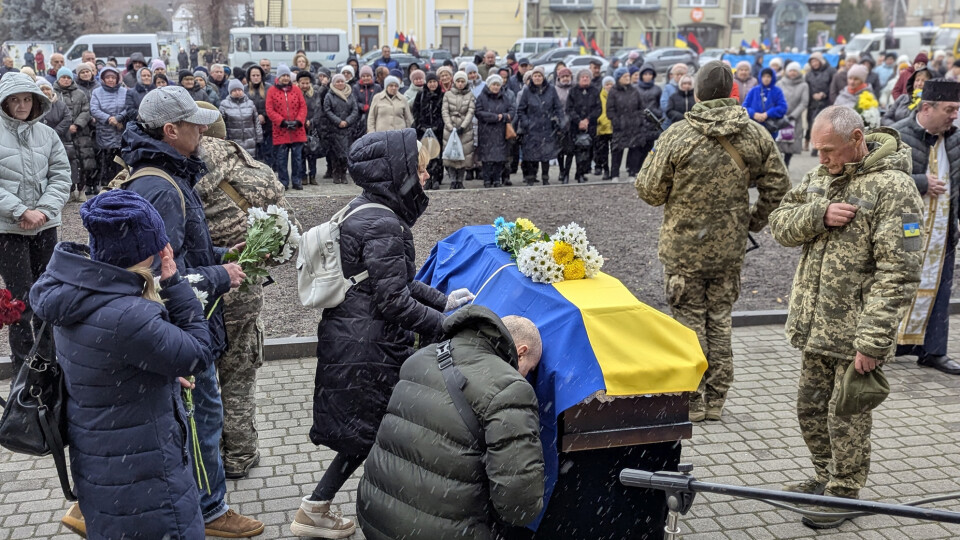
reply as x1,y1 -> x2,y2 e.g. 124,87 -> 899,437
294,120 -> 303,129
457,126 -> 466,135
281,120 -> 295,129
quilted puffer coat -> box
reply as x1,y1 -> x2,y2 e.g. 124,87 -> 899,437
310,128 -> 447,456
31,242 -> 214,540
441,84 -> 476,169
265,82 -> 307,145
323,86 -> 360,158
359,306 -> 545,540
219,94 -> 263,156
56,80 -> 96,173
0,73 -> 71,235
89,67 -> 128,150
367,90 -> 413,133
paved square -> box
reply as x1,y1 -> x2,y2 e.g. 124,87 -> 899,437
2,317 -> 959,539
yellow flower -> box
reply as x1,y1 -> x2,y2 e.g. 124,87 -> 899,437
515,218 -> 540,235
857,91 -> 879,111
552,241 -> 575,265
563,259 -> 586,280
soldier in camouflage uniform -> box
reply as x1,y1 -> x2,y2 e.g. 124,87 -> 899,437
769,107 -> 923,529
635,61 -> 790,422
194,102 -> 301,479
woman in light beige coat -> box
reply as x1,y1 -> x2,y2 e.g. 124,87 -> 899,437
367,76 -> 413,133
441,71 -> 476,189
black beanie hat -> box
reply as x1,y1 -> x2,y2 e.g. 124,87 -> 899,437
695,61 -> 733,101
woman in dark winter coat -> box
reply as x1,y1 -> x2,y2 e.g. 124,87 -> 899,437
178,70 -> 210,104
475,75 -> 516,188
219,78 -> 263,156
605,67 -> 647,179
352,65 -> 382,140
566,69 -> 602,183
666,75 -> 695,123
634,63 -> 662,163
554,67 -> 575,183
323,74 -> 360,184
245,65 -> 274,167
122,68 -> 154,125
517,67 -> 564,185
804,52 -> 835,152
75,63 -> 99,94
882,67 -> 929,127
55,68 -> 96,201
31,190 -> 215,540
413,72 -> 445,189
297,71 -> 324,184
296,128 -> 471,539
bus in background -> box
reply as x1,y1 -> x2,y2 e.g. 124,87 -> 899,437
228,27 -> 348,73
934,23 -> 960,56
63,34 -> 160,70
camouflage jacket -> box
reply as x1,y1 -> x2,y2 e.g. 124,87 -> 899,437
635,98 -> 790,277
196,137 -> 300,248
769,128 -> 923,361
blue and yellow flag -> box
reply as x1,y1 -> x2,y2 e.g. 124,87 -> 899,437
417,226 -> 706,528
675,33 -> 688,48
392,32 -> 400,49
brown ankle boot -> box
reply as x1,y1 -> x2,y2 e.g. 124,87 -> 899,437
290,497 -> 356,539
204,509 -> 265,538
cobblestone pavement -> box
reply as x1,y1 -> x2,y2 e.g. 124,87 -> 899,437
3,315 -> 959,539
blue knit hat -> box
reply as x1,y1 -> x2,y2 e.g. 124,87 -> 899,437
614,67 -> 629,82
276,64 -> 291,78
80,190 -> 169,269
56,67 -> 73,80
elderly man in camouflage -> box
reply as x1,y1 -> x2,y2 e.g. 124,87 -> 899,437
636,61 -> 790,423
194,102 -> 301,479
769,106 -> 924,529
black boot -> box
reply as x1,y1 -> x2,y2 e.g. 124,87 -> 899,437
602,167 -> 611,180
542,174 -> 550,186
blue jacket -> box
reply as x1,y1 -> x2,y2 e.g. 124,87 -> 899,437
744,70 -> 788,133
120,123 -> 231,356
372,57 -> 400,71
31,243 -> 214,540
89,83 -> 128,149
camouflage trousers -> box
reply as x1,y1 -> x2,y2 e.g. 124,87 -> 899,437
797,351 -> 872,498
665,272 -> 740,411
218,284 -> 265,472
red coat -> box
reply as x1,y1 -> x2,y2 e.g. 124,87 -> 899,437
266,84 -> 308,145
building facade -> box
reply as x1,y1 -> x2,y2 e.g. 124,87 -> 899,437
253,0 -> 524,55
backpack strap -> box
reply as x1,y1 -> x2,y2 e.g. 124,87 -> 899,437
338,203 -> 396,285
218,180 -> 251,213
436,340 -> 486,452
715,135 -> 747,174
127,168 -> 187,215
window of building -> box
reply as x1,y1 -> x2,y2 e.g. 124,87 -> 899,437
617,0 -> 660,10
730,0 -> 760,17
678,0 -> 719,7
273,34 -> 296,52
441,27 -> 461,54
252,34 -> 272,52
358,26 -> 379,54
551,0 -> 593,6
610,30 -> 624,48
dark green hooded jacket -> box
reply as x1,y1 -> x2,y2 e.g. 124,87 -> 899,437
358,305 -> 545,539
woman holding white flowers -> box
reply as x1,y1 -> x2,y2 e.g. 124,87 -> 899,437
293,128 -> 474,538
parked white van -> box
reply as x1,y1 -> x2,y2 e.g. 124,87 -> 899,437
228,27 -> 349,72
63,34 -> 160,70
509,38 -> 566,57
844,30 -> 924,61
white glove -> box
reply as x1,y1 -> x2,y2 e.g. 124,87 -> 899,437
445,288 -> 475,311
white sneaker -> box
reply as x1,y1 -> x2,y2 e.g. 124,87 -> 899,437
289,497 -> 356,539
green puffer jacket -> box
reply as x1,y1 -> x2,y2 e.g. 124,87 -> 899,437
358,305 -> 545,540
769,128 -> 923,361
635,98 -> 790,277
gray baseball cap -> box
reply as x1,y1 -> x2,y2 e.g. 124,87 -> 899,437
138,86 -> 221,129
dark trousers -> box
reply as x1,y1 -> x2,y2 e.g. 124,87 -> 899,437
521,160 -> 549,183
302,153 -> 319,178
482,161 -> 505,187
257,133 -> 275,170
426,157 -> 444,188
96,147 -> 121,188
329,153 -> 348,180
311,451 -> 367,501
898,245 -> 955,358
508,138 -> 520,174
558,151 -> 573,180
275,143 -> 304,187
574,142 -> 594,178
611,143 -> 651,178
593,134 -> 610,171
0,229 -> 57,374
783,153 -> 793,168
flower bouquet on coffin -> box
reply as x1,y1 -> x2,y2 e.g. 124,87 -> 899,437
222,204 -> 301,295
493,217 -> 605,284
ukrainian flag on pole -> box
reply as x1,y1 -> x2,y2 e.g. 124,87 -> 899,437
675,33 -> 688,48
862,20 -> 873,33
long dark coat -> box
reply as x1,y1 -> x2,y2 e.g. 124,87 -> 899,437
666,88 -> 695,123
323,88 -> 360,159
606,82 -> 646,150
56,81 -> 96,173
566,83 -> 602,138
31,243 -> 215,540
475,86 -> 516,163
311,129 -> 446,456
413,85 -> 444,139
517,81 -> 564,162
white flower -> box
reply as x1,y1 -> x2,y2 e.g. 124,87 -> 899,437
191,287 -> 209,309
517,241 -> 564,284
184,273 -> 204,284
861,108 -> 881,129
246,207 -> 269,227
153,276 -> 162,292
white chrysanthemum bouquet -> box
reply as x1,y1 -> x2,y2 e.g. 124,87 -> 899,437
224,205 -> 301,290
514,222 -> 604,284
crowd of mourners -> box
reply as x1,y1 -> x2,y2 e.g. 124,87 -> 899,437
4,43 -> 959,195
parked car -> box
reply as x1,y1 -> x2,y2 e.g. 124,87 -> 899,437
419,48 -> 454,71
531,47 -> 581,66
336,49 -> 419,74
699,48 -> 726,64
543,54 -> 609,77
613,48 -> 645,67
642,47 -> 699,74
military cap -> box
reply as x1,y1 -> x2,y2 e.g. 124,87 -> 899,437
834,363 -> 890,417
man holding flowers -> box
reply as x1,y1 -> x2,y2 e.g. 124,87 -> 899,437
635,61 -> 790,423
